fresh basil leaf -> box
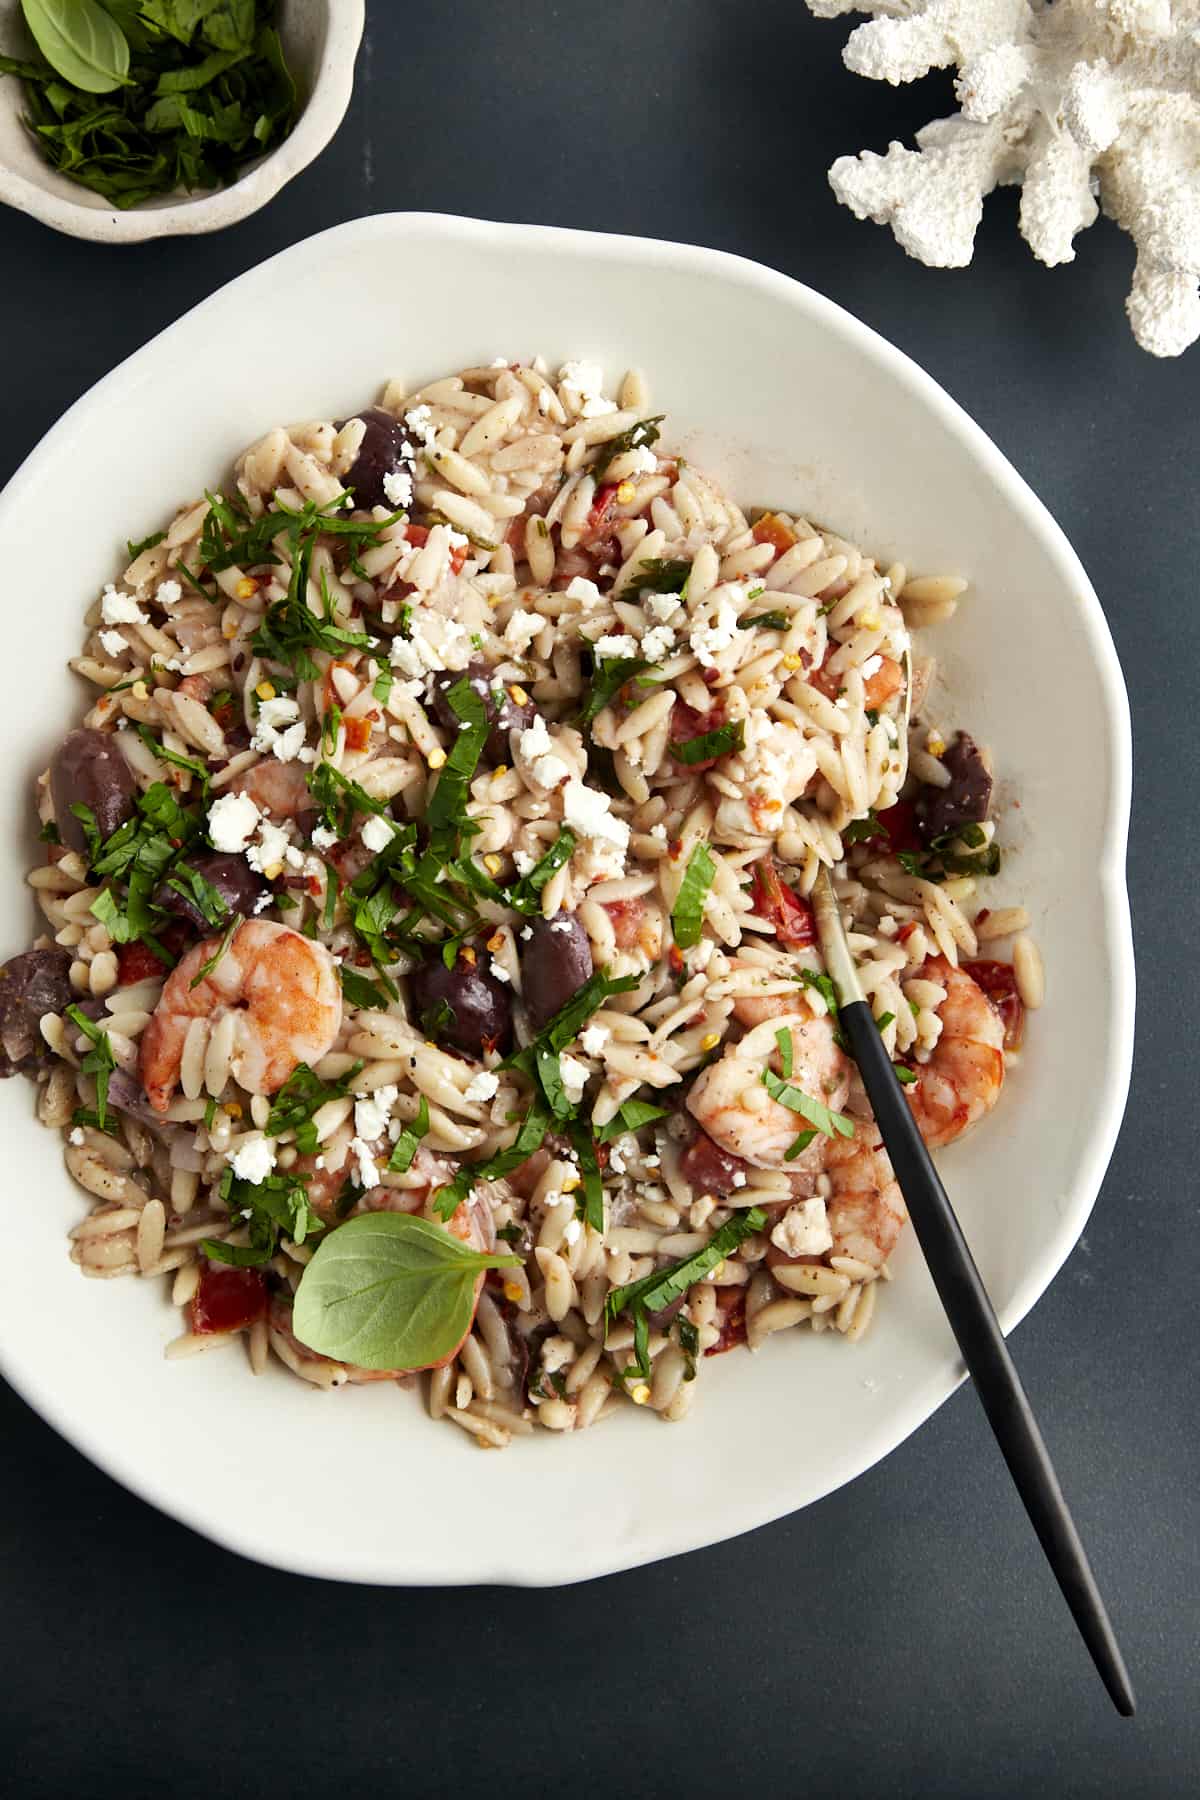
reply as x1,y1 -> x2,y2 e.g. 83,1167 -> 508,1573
21,0 -> 131,95
594,1098 -> 670,1143
671,841 -> 715,949
670,719 -> 745,765
388,1095 -> 430,1174
291,1212 -> 520,1371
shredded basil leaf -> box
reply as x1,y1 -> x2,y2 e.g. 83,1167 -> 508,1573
605,1208 -> 767,1380
388,1095 -> 430,1174
591,414 -> 664,481
580,654 -> 652,729
65,1004 -> 115,1130
669,720 -> 746,765
202,1166 -> 323,1269
265,1061 -> 362,1156
188,912 -> 241,990
594,1099 -> 670,1143
671,842 -> 715,950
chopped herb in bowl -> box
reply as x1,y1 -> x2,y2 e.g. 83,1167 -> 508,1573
0,1 -> 298,209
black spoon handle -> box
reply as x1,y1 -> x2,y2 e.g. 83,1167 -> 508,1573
839,997 -> 1136,1717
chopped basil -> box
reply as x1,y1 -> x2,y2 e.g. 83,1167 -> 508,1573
372,664 -> 394,706
339,966 -> 390,1011
265,1061 -> 362,1156
630,557 -> 691,598
580,654 -> 652,728
895,1066 -> 918,1086
567,1121 -> 604,1232
605,1207 -> 768,1380
763,1031 -> 854,1140
591,415 -> 665,481
671,842 -> 715,950
875,1011 -> 896,1031
38,819 -> 60,844
126,530 -> 166,560
739,611 -> 791,632
503,970 -> 640,1120
65,1005 -> 114,1131
504,829 -> 576,916
168,861 -> 230,927
388,1095 -> 431,1174
70,802 -> 102,865
308,762 -> 389,836
842,809 -> 887,846
424,679 -> 490,834
594,1099 -> 670,1143
896,850 -> 926,877
202,1167 -> 323,1269
433,1093 -> 553,1220
798,968 -> 840,1020
188,912 -> 242,990
134,724 -> 210,792
669,719 -> 746,765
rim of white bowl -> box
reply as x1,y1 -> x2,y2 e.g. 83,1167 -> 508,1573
0,1 -> 364,242
0,215 -> 1136,1584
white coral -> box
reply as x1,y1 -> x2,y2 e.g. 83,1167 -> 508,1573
807,0 -> 1200,354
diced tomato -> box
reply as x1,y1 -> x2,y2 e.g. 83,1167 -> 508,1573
964,959 -> 1025,1052
404,524 -> 429,547
210,695 -> 238,730
116,941 -> 167,985
870,798 -> 923,856
402,523 -> 468,575
602,896 -> 647,951
809,644 -> 841,700
191,1264 -> 269,1334
705,1289 -> 747,1357
344,715 -> 374,753
586,481 -> 620,537
863,655 -> 903,711
749,857 -> 816,947
751,512 -> 797,556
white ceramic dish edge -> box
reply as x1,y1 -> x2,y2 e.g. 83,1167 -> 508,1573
0,215 -> 1135,1585
0,0 -> 364,241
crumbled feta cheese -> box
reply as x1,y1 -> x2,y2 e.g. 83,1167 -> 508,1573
565,576 -> 604,608
626,445 -> 658,475
645,591 -> 682,622
770,1197 -> 833,1258
860,654 -> 883,679
228,1135 -> 276,1185
68,1127 -> 85,1147
515,715 -> 569,791
519,925 -> 533,941
686,937 -> 716,973
207,791 -> 260,853
360,814 -> 394,855
563,1218 -> 583,1245
562,780 -> 631,854
463,1070 -> 500,1104
558,360 -> 617,418
252,891 -> 274,915
649,822 -> 669,844
100,585 -> 148,626
382,467 -> 414,509
512,849 -> 536,876
541,1334 -> 574,1373
690,597 -> 742,668
251,695 -> 306,762
403,403 -> 437,448
732,1170 -> 747,1188
155,579 -> 182,609
246,819 -> 289,875
490,961 -> 511,983
558,1055 -> 590,1103
580,1024 -> 609,1057
350,1136 -> 381,1190
591,633 -> 639,659
640,624 -> 676,663
503,608 -> 543,654
98,630 -> 128,659
608,1139 -> 628,1175
311,824 -> 337,851
354,1087 -> 397,1142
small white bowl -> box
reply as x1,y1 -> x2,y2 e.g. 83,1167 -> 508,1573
0,216 -> 1135,1585
0,0 -> 363,240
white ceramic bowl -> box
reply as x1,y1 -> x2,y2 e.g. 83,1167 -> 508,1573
0,0 -> 363,241
0,215 -> 1135,1585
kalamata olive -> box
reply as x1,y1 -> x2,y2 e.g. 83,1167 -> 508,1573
519,913 -> 593,1032
679,1127 -> 748,1198
340,406 -> 417,512
429,660 -> 537,763
0,947 -> 72,1077
411,950 -> 513,1057
916,731 -> 993,843
50,729 -> 137,856
152,851 -> 270,931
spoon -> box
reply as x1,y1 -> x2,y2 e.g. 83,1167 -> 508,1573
810,865 -> 1135,1716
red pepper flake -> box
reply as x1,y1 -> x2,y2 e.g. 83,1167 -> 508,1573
344,716 -> 373,753
191,1264 -> 268,1334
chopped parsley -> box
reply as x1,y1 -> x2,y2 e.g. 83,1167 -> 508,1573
202,1169 -> 323,1269
265,1061 -> 362,1156
65,1006 -> 115,1131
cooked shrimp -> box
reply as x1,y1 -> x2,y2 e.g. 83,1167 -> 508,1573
140,920 -> 341,1112
230,757 -> 310,818
823,1123 -> 907,1268
728,953 -> 822,1028
687,1011 -> 850,1169
905,955 -> 1004,1149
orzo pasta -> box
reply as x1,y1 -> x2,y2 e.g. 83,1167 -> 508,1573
0,356 -> 1036,1449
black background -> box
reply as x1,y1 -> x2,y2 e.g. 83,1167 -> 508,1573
2,5 -> 1197,1796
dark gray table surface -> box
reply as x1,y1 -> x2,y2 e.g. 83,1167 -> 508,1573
1,5 -> 1196,1795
